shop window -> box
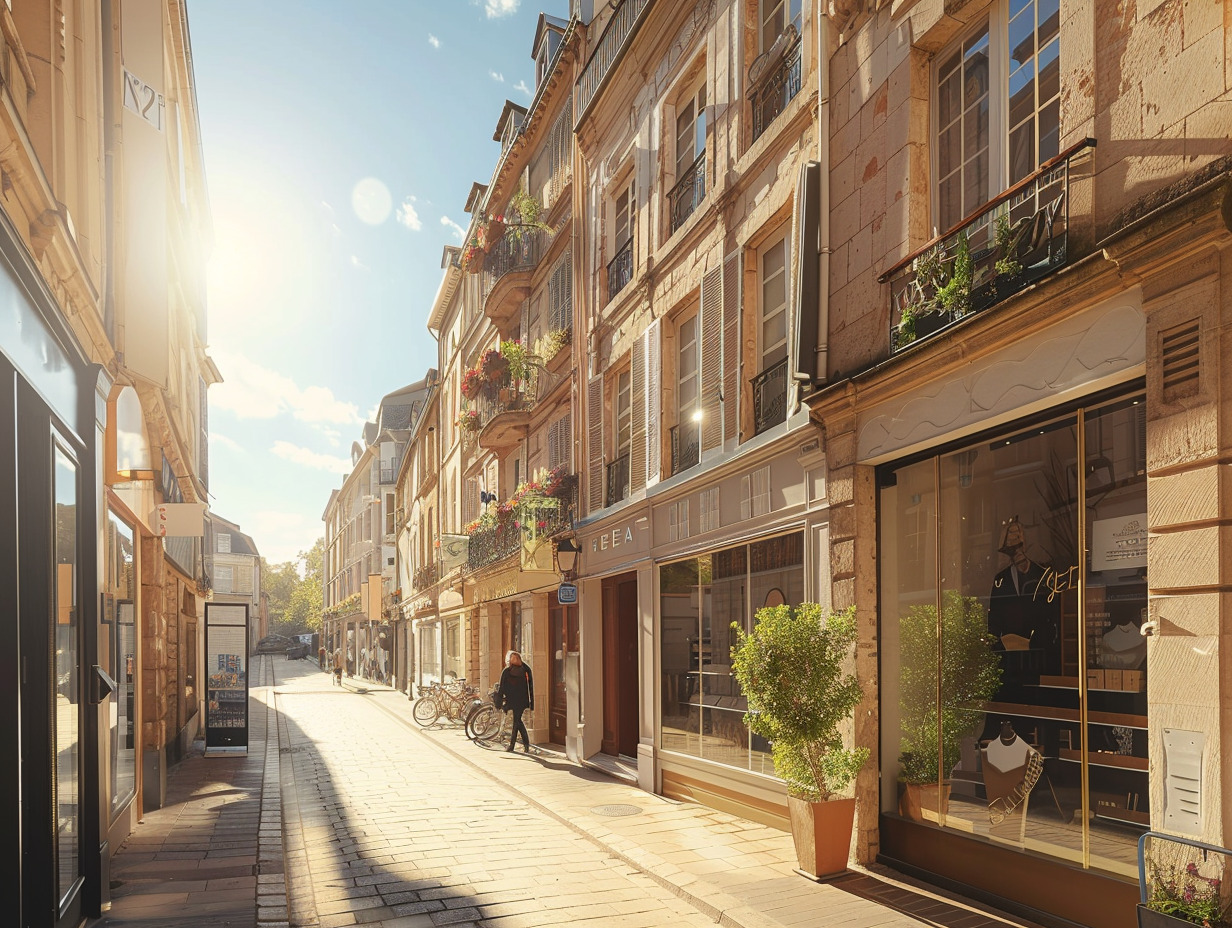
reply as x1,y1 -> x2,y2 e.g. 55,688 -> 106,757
659,532 -> 803,775
878,393 -> 1147,881
934,0 -> 1059,232
105,512 -> 137,817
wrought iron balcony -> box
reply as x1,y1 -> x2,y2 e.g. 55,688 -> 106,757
605,452 -> 631,507
483,229 -> 546,335
751,37 -> 802,143
667,153 -> 706,234
884,138 -> 1095,355
607,237 -> 634,302
751,358 -> 788,436
412,562 -> 438,592
466,479 -> 577,573
469,367 -> 563,451
379,465 -> 397,485
575,0 -> 653,123
670,420 -> 701,476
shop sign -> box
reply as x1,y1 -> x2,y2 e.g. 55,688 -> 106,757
471,568 -> 518,604
1092,514 -> 1148,571
151,501 -> 207,536
557,582 -> 578,604
591,524 -> 635,553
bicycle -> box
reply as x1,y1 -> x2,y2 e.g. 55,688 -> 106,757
465,702 -> 513,749
411,676 -> 480,727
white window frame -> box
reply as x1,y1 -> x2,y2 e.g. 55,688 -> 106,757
677,312 -> 700,424
931,0 -> 1061,234
615,368 -> 632,460
612,178 -> 636,257
675,83 -> 707,183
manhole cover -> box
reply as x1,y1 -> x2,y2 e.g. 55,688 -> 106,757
591,804 -> 642,817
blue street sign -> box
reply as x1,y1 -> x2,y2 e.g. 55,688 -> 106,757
557,582 -> 578,604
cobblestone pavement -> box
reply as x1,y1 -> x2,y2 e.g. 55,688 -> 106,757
274,666 -> 714,928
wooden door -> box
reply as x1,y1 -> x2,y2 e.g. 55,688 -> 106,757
601,574 -> 640,758
601,580 -> 619,755
548,595 -> 569,745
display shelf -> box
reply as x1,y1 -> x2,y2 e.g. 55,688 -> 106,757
1094,807 -> 1150,827
1057,748 -> 1147,771
982,701 -> 1147,730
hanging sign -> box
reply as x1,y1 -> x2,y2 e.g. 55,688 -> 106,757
557,582 -> 578,605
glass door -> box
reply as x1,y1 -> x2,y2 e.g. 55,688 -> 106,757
52,444 -> 81,911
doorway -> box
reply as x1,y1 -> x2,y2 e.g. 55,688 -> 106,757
548,593 -> 578,746
601,573 -> 639,758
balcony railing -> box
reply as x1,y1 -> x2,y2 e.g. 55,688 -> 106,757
670,420 -> 701,476
469,366 -> 562,434
605,452 -> 630,507
379,466 -> 397,485
884,138 -> 1095,355
467,480 -> 576,573
751,358 -> 788,436
412,562 -> 438,592
575,0 -> 652,123
607,237 -> 634,302
667,153 -> 706,234
484,228 -> 545,292
751,38 -> 802,143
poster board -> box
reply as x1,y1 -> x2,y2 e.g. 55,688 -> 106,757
204,602 -> 249,753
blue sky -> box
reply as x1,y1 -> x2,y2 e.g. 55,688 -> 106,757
192,0 -> 567,564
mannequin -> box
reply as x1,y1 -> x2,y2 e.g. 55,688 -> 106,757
989,517 -> 1061,674
1099,601 -> 1146,670
982,721 -> 1043,828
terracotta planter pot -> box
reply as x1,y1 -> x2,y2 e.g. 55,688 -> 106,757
787,795 -> 855,880
898,781 -> 951,822
483,218 -> 506,251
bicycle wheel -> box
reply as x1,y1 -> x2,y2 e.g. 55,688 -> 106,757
411,696 -> 439,727
465,704 -> 498,740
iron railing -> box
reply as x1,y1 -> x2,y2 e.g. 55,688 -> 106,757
469,366 -> 562,433
607,237 -> 634,301
670,421 -> 701,475
575,0 -> 652,123
484,228 -> 545,294
379,466 -> 397,485
412,562 -> 438,592
752,358 -> 788,436
751,39 -> 802,143
466,480 -> 576,573
668,153 -> 706,234
605,452 -> 630,507
884,138 -> 1095,355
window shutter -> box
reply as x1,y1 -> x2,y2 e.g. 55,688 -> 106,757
548,412 -> 570,470
630,335 -> 647,495
700,266 -> 723,450
587,375 -> 605,513
722,253 -> 741,443
645,320 -> 662,487
549,253 -> 573,334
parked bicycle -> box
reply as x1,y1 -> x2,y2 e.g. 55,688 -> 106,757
464,687 -> 518,750
411,675 -> 482,727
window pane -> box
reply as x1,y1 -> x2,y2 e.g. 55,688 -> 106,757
938,124 -> 960,179
54,447 -> 80,903
1038,100 -> 1060,165
1039,0 -> 1060,45
963,42 -> 989,110
939,176 -> 962,231
1038,39 -> 1060,106
1009,65 -> 1035,133
660,559 -> 701,758
1009,5 -> 1036,71
964,150 -> 989,217
1009,119 -> 1035,185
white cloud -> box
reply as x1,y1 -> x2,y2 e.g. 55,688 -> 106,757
484,0 -> 519,17
440,215 -> 466,241
313,425 -> 343,448
211,351 -> 363,426
271,440 -> 352,473
489,70 -> 504,83
350,254 -> 369,271
211,432 -> 245,454
513,79 -> 532,98
428,33 -> 441,48
242,510 -> 321,564
396,196 -> 422,231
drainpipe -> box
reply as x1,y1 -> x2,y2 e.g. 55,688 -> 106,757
816,11 -> 831,383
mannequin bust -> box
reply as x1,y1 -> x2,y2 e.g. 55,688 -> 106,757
1100,622 -> 1146,669
985,721 -> 1032,774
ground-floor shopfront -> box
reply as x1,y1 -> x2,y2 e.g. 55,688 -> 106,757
812,190 -> 1232,928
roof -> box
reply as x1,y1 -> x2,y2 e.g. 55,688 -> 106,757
208,512 -> 260,557
532,13 -> 568,58
492,99 -> 528,143
464,182 -> 488,214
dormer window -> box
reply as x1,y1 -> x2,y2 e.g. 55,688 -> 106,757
493,100 -> 529,153
532,14 -> 567,89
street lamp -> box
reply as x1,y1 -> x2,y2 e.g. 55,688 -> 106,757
554,537 -> 580,578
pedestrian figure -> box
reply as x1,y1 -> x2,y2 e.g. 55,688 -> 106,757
497,650 -> 534,753
318,645 -> 327,671
332,647 -> 343,686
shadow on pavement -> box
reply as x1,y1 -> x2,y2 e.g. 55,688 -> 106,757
829,870 -> 1045,928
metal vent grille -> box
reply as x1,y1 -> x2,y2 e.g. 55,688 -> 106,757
1163,729 -> 1203,835
1161,320 -> 1200,402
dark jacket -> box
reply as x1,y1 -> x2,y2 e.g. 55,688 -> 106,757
497,663 -> 534,713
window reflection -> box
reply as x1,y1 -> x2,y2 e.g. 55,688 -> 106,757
659,533 -> 802,776
106,512 -> 137,816
880,395 -> 1147,879
54,445 -> 79,903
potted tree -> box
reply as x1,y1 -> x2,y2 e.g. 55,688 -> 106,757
896,591 -> 1001,821
731,603 -> 868,880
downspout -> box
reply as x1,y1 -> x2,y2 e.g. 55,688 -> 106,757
816,10 -> 830,383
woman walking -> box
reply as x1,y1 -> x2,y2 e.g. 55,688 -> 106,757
496,650 -> 534,753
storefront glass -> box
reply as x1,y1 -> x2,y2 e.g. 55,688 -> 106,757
444,617 -> 464,681
659,532 -> 803,775
53,445 -> 79,903
104,512 -> 137,817
879,393 -> 1147,879
419,622 -> 441,685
